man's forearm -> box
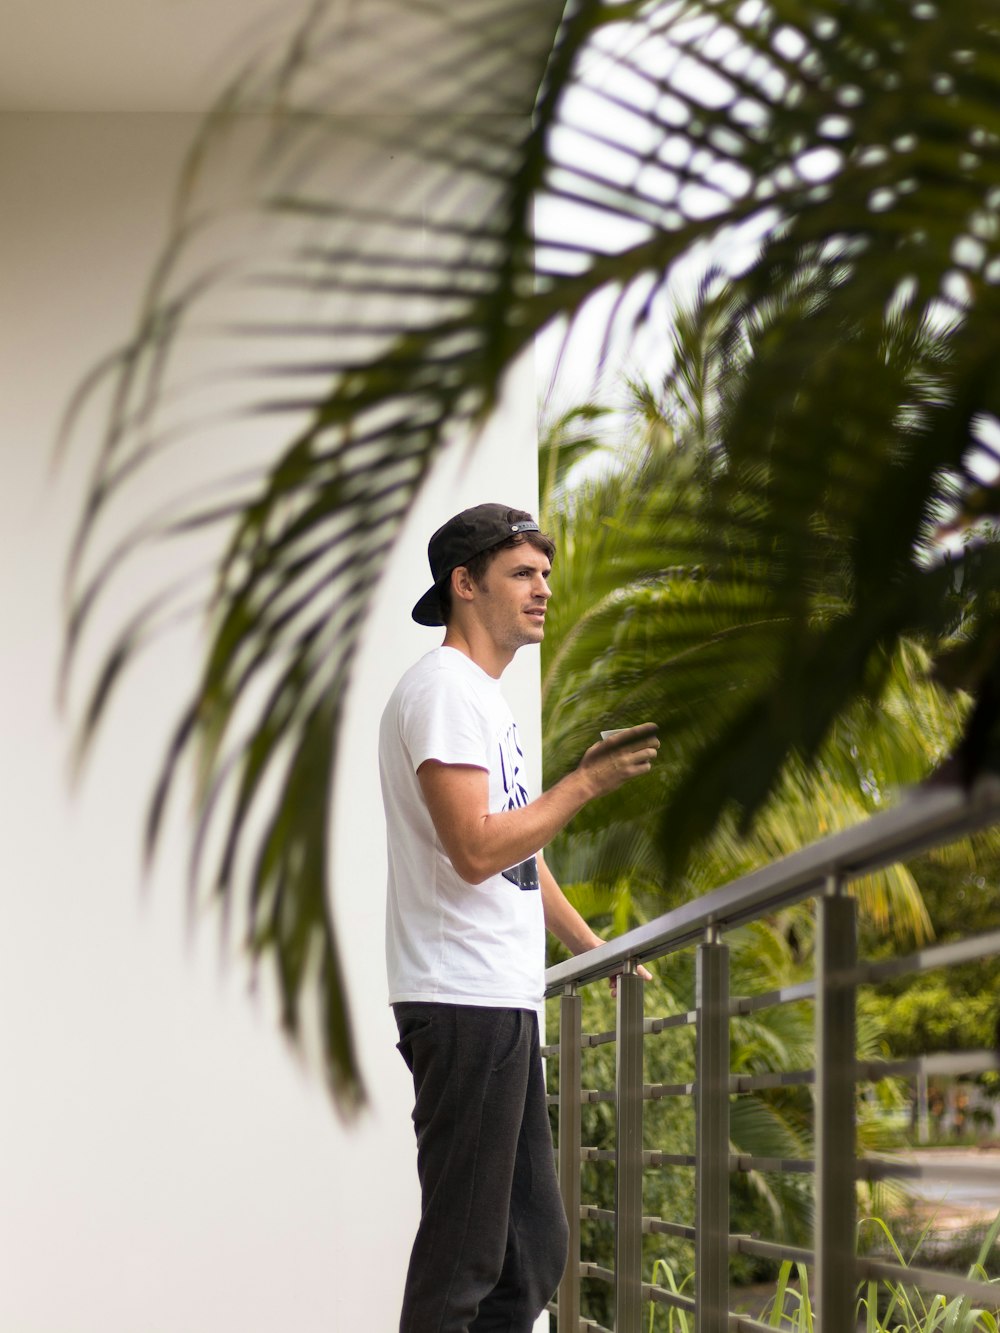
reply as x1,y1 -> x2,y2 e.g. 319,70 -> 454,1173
467,770 -> 602,883
539,857 -> 603,954
541,858 -> 655,992
417,724 -> 659,886
418,761 -> 603,885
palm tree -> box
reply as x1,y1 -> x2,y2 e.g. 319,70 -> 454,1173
538,298 -> 982,945
62,0 -> 1000,1106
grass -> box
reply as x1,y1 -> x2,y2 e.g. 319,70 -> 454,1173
646,1212 -> 1000,1332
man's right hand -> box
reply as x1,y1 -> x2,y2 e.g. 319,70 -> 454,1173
577,723 -> 659,797
418,725 -> 659,885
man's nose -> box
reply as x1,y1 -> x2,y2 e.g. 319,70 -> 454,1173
535,575 -> 552,599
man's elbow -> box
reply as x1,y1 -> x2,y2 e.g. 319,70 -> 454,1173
451,853 -> 492,885
438,823 -> 495,884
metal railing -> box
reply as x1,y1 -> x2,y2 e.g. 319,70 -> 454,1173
542,779 -> 1000,1332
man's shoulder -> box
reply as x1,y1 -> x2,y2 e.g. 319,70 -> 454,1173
394,646 -> 491,696
384,648 -> 464,721
384,648 -> 508,740
391,646 -> 452,697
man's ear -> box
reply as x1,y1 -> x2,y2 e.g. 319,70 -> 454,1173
451,565 -> 476,604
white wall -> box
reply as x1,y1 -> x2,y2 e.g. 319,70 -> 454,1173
0,112 -> 541,1333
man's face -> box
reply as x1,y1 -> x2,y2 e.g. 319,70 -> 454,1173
469,542 -> 552,652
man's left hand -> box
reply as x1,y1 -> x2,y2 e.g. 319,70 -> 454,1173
610,964 -> 653,997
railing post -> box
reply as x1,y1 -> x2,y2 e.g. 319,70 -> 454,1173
615,964 -> 644,1332
696,926 -> 730,1333
815,875 -> 857,1332
558,985 -> 582,1332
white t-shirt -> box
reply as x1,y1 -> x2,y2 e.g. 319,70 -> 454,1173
379,646 -> 545,1012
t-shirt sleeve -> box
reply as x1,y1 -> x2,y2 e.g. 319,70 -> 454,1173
399,669 -> 492,773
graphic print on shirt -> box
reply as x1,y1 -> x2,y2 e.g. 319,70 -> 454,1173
497,722 -> 539,890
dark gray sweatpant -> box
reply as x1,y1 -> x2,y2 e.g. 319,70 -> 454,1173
393,1002 -> 569,1332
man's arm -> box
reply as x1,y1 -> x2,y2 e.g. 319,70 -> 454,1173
539,854 -> 653,989
416,724 -> 658,885
538,854 -> 603,953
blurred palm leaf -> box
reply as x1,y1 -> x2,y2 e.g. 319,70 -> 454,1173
64,0 -> 1000,1106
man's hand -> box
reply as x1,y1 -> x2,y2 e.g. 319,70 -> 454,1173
540,859 -> 655,997
609,964 -> 653,997
577,723 -> 660,799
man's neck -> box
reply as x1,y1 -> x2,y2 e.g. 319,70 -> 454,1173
441,626 -> 513,680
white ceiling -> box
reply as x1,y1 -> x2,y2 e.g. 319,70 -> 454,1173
0,0 -> 290,112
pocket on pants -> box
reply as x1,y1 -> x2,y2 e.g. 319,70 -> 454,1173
394,1006 -> 437,1073
491,1008 -> 526,1074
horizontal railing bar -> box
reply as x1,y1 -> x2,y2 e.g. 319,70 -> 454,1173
545,780 -> 1000,995
581,1150 -> 820,1173
549,1080 -> 698,1104
732,1069 -> 814,1091
860,1156 -> 1000,1184
628,1151 -> 995,1183
644,1283 -> 696,1311
582,1029 -> 617,1048
729,1315 -> 785,1333
576,1013 -> 698,1048
646,1151 -> 696,1167
581,1206 -> 697,1242
857,1257 -> 1000,1305
648,1011 -> 699,1032
860,1049 -> 1000,1082
647,1217 -> 697,1241
586,1151 -> 1000,1183
731,1236 -> 814,1265
581,1262 -> 615,1284
731,1154 -> 815,1175
647,1081 -> 696,1097
545,1012 -> 695,1053
850,927 -> 1000,987
561,1051 -> 1000,1103
549,1052 -> 997,1106
731,980 -> 816,1014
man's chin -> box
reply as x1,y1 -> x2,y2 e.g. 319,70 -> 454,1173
513,624 -> 544,649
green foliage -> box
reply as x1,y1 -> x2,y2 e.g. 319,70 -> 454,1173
647,1259 -> 694,1333
861,837 -> 1000,1067
648,1211 -> 1000,1331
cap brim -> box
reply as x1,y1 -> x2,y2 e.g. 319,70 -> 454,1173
411,582 -> 445,627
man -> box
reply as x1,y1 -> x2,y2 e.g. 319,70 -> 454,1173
379,502 -> 658,1332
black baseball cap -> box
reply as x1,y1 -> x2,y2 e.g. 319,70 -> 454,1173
411,503 -> 541,626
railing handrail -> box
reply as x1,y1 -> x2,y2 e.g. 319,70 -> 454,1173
545,777 -> 1000,996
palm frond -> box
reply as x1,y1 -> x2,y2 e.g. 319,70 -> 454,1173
65,0 -> 1000,1106
63,0 -> 565,1109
